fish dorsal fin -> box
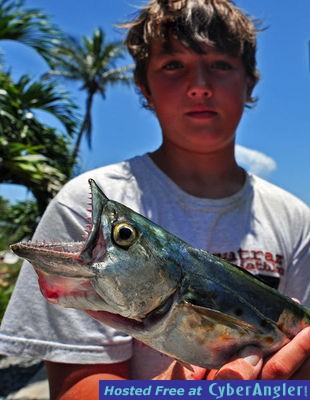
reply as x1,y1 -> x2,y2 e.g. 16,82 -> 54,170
183,301 -> 261,334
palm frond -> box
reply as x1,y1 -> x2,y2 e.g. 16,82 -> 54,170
44,27 -> 133,156
0,71 -> 79,137
0,0 -> 64,62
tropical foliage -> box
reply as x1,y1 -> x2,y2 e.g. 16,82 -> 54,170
0,71 -> 78,215
0,0 -> 132,318
0,196 -> 24,320
0,196 -> 38,245
47,28 -> 132,159
0,0 -> 78,218
0,0 -> 64,61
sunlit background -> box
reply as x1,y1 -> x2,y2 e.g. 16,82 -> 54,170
1,0 -> 310,205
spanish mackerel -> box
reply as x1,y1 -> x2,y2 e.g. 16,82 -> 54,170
11,179 -> 310,369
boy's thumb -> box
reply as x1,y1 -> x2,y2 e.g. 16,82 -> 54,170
212,346 -> 263,380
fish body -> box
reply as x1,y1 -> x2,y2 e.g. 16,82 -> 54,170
11,179 -> 310,369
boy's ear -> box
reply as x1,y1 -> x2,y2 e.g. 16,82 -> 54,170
245,78 -> 254,102
138,83 -> 154,107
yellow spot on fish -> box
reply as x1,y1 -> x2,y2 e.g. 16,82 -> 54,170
264,336 -> 274,344
219,334 -> 232,341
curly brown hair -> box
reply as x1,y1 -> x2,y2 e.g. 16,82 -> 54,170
122,0 -> 261,106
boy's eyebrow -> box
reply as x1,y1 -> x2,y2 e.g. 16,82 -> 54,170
153,42 -> 233,58
155,47 -> 185,56
154,47 -> 235,59
155,47 -> 210,57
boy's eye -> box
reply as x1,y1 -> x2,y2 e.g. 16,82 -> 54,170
162,60 -> 183,70
210,61 -> 233,71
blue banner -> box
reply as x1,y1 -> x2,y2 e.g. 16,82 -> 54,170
99,380 -> 309,400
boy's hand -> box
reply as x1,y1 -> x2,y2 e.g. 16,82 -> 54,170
208,327 -> 310,380
155,327 -> 310,380
153,361 -> 207,380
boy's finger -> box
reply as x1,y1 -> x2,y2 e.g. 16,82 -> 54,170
211,346 -> 263,380
154,361 -> 207,380
261,327 -> 310,380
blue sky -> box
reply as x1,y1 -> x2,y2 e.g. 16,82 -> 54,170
1,0 -> 310,205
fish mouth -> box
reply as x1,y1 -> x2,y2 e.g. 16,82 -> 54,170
11,241 -> 84,257
10,240 -> 95,278
10,179 -> 107,278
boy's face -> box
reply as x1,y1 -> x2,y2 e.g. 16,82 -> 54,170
140,37 -> 251,155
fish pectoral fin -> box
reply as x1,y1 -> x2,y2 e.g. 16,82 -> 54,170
183,301 -> 261,334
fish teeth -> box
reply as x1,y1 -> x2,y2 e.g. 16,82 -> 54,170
86,182 -> 94,234
84,196 -> 93,237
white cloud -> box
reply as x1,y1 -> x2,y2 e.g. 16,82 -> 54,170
235,145 -> 277,177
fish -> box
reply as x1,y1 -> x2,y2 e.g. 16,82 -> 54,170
11,179 -> 310,369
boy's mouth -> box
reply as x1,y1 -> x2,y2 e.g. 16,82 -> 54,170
186,109 -> 218,119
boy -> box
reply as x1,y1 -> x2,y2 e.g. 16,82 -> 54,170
1,0 -> 309,398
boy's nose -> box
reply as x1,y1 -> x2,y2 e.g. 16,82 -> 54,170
187,66 -> 212,99
187,87 -> 212,98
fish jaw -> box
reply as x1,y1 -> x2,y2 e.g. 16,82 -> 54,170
9,179 -> 109,307
10,241 -> 96,278
36,270 -> 107,309
10,179 -> 109,277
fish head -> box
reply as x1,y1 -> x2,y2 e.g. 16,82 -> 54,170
78,179 -> 182,320
11,179 -> 182,322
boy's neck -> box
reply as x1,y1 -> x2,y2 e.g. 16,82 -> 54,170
149,145 -> 245,199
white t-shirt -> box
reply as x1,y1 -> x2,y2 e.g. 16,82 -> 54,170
1,154 -> 309,378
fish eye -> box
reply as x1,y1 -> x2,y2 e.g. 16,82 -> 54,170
112,222 -> 137,248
